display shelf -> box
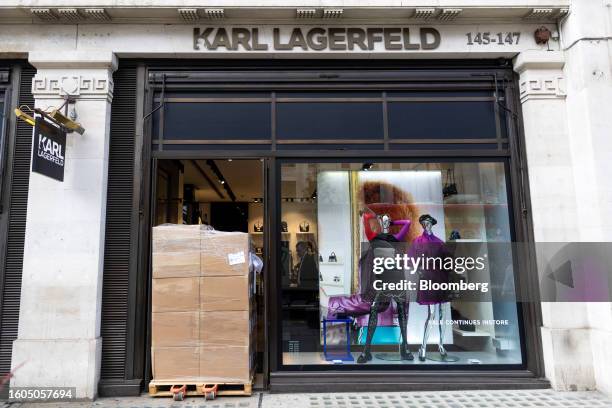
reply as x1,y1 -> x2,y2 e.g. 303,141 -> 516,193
296,231 -> 315,235
320,282 -> 344,288
250,232 -> 263,235
282,305 -> 319,312
452,327 -> 491,338
319,261 -> 344,266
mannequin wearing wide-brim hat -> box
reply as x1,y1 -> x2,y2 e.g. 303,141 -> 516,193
410,214 -> 452,361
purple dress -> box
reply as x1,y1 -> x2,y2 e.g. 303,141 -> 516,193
410,231 -> 450,305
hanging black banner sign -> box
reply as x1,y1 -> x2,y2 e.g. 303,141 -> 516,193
31,117 -> 66,182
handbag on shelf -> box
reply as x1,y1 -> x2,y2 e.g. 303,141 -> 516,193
328,252 -> 338,262
299,221 -> 310,232
443,168 -> 458,198
449,230 -> 461,241
281,221 -> 288,233
253,221 -> 263,233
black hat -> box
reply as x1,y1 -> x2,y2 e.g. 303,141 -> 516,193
419,214 -> 437,226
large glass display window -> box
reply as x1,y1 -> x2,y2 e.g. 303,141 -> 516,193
279,161 -> 524,369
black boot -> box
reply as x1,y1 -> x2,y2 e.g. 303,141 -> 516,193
357,351 -> 372,364
400,347 -> 414,361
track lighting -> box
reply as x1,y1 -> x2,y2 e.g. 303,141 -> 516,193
362,163 -> 374,171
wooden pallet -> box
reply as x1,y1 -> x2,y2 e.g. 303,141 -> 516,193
149,380 -> 253,398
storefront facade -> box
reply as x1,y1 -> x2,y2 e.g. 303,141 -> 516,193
1,0 -> 611,400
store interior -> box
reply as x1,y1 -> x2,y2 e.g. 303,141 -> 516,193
153,158 -> 267,379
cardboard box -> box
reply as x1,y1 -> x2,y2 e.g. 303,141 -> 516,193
152,277 -> 199,313
152,225 -> 201,278
152,251 -> 200,279
200,276 -> 249,311
200,345 -> 252,383
152,347 -> 200,380
152,225 -> 201,252
201,310 -> 250,347
201,232 -> 250,276
152,312 -> 199,348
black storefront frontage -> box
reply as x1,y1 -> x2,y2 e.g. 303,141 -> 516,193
98,59 -> 547,396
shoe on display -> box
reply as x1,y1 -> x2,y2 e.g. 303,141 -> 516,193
357,351 -> 372,364
400,348 -> 414,361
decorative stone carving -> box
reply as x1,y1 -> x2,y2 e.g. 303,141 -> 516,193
519,72 -> 566,103
31,73 -> 114,101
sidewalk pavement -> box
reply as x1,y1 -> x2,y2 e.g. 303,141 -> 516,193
3,390 -> 612,408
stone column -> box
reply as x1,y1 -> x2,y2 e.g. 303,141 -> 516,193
514,50 -> 594,391
10,51 -> 116,399
561,0 -> 612,395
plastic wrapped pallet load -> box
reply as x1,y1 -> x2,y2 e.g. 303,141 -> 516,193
150,224 -> 254,385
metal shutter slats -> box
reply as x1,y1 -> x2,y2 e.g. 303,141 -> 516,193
0,65 -> 35,389
100,66 -> 137,381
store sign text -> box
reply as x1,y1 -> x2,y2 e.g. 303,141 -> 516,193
193,27 -> 441,51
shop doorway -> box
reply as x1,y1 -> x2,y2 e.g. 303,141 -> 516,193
151,158 -> 266,389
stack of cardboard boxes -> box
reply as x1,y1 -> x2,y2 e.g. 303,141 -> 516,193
151,225 -> 254,384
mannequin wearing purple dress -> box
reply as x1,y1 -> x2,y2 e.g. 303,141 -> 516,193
410,214 -> 450,361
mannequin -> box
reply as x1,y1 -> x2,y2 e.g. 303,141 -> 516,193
411,214 -> 451,361
357,212 -> 413,364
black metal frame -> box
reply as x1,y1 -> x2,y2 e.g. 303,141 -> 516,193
0,65 -> 14,349
127,59 -> 545,393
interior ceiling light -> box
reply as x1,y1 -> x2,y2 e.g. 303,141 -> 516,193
207,159 -> 236,201
362,163 -> 374,171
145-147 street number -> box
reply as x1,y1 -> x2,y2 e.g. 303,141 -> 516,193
466,32 -> 521,45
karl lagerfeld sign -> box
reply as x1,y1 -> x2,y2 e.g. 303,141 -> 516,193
193,27 -> 441,51
31,117 -> 66,182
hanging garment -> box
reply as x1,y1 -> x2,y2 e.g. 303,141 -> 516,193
410,231 -> 451,305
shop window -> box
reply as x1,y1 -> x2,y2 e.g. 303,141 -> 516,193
280,161 -> 523,368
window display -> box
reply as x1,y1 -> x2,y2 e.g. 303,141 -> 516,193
280,161 -> 523,368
